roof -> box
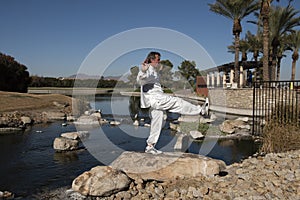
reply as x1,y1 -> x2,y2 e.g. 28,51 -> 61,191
201,61 -> 263,73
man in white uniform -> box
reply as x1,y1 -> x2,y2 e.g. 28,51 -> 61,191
137,51 -> 209,154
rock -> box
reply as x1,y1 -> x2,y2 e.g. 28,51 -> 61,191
110,121 -> 121,126
66,115 -> 76,121
20,116 -> 31,124
133,120 -> 139,126
42,111 -> 66,120
53,137 -> 79,151
72,166 -> 131,197
61,131 -> 89,140
0,191 -> 14,199
91,112 -> 101,119
144,123 -> 150,127
177,115 -> 200,123
189,130 -> 204,139
111,151 -> 226,181
219,119 -> 250,134
74,115 -> 99,125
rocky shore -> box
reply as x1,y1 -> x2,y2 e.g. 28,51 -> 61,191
0,91 -> 90,133
31,149 -> 300,200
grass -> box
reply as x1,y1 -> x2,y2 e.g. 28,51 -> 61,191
259,104 -> 300,154
0,91 -> 73,112
177,121 -> 210,135
260,121 -> 300,153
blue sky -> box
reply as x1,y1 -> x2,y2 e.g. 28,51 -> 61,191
0,0 -> 299,80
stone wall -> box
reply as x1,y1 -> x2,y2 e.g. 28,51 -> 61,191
209,88 -> 253,110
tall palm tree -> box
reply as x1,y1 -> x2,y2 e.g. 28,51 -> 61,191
269,5 -> 300,80
287,30 -> 300,80
259,0 -> 294,81
260,0 -> 272,81
209,0 -> 260,87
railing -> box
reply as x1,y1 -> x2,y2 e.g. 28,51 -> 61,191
252,80 -> 300,135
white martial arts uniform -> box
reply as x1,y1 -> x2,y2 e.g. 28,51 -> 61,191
137,64 -> 203,146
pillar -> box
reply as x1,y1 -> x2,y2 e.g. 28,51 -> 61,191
216,71 -> 220,87
230,69 -> 234,84
239,65 -> 244,87
223,73 -> 227,88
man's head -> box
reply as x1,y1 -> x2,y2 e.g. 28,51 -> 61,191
145,51 -> 161,65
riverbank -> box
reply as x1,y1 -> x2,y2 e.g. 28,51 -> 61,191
31,149 -> 300,200
0,91 -> 89,132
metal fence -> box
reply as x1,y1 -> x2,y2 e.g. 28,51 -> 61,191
252,80 -> 300,135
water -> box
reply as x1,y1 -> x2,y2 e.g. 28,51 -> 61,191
0,95 -> 258,198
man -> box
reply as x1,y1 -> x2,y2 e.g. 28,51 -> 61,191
137,51 -> 209,154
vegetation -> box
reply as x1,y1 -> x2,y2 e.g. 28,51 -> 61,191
287,30 -> 300,80
0,53 -> 30,93
209,0 -> 260,86
260,121 -> 300,153
29,75 -> 127,88
260,103 -> 300,153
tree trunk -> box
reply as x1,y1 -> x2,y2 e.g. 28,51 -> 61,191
234,33 -> 240,86
276,56 -> 282,81
291,50 -> 298,81
261,0 -> 271,81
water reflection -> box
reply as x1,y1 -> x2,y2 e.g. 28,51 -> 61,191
53,151 -> 79,164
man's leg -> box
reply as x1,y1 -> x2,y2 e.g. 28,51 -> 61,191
153,94 -> 205,115
146,109 -> 164,147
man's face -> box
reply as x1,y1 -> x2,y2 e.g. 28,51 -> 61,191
151,54 -> 160,67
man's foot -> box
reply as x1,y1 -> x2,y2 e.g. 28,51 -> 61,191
201,98 -> 210,116
145,146 -> 162,154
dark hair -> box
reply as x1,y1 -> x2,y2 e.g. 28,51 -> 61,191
144,51 -> 161,63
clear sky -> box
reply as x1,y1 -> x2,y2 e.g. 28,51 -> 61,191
0,0 -> 299,80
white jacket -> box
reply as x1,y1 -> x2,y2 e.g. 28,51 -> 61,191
136,64 -> 163,108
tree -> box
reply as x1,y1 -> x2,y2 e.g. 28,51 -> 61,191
287,30 -> 300,80
0,53 -> 30,92
177,60 -> 200,90
127,66 -> 139,90
245,31 -> 263,62
209,0 -> 260,86
159,59 -> 173,89
269,5 -> 300,80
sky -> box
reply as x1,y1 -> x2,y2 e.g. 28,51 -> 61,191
0,0 -> 299,80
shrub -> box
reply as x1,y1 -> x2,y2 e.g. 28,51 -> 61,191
260,103 -> 300,153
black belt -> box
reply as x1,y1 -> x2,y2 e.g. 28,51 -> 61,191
142,83 -> 155,92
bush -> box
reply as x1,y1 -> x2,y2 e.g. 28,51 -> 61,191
259,121 -> 300,153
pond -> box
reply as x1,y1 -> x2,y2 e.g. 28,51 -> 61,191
0,95 -> 258,198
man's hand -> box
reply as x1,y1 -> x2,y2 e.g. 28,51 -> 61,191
141,63 -> 149,72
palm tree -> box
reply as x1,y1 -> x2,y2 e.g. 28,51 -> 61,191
245,31 -> 263,62
287,30 -> 300,80
259,0 -> 295,81
228,38 -> 250,62
269,5 -> 300,80
209,0 -> 260,87
260,0 -> 272,81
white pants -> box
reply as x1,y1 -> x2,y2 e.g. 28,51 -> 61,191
145,90 -> 202,146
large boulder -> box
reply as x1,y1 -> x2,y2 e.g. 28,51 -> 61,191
53,137 -> 79,151
61,131 -> 89,140
111,151 -> 226,181
72,166 -> 131,197
219,119 -> 250,134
